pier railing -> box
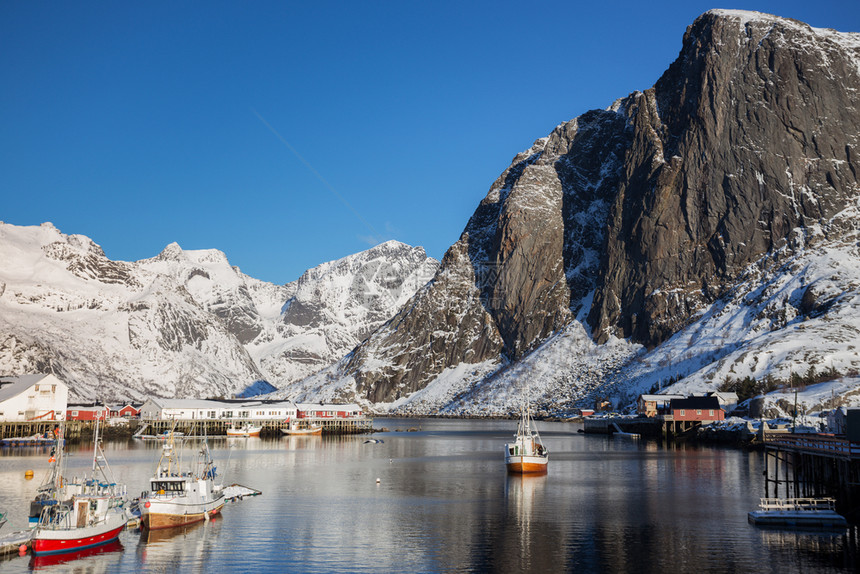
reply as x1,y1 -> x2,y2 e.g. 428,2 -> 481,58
757,497 -> 837,512
765,433 -> 860,459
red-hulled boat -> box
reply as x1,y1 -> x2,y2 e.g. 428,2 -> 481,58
31,421 -> 129,555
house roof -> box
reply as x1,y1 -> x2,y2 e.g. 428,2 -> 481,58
670,396 -> 722,410
639,394 -> 685,402
296,403 -> 362,411
144,398 -> 297,410
0,374 -> 54,403
67,403 -> 108,409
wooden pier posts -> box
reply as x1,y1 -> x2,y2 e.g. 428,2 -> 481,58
764,434 -> 860,521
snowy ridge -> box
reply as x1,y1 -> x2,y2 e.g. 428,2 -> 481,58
0,222 -> 436,401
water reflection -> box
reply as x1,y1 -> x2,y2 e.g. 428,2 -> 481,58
29,539 -> 123,571
1,420 -> 859,573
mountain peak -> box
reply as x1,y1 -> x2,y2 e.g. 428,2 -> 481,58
155,242 -> 183,261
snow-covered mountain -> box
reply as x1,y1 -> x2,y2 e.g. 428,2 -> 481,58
0,222 -> 437,401
272,10 -> 860,415
5,10 -> 860,417
251,241 -> 438,385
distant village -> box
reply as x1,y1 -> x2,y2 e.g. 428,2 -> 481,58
0,373 -> 364,426
2,373 -> 858,440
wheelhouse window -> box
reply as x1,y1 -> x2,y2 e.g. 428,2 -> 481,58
151,480 -> 185,492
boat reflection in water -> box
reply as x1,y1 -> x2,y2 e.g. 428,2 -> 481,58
29,539 -> 123,570
141,517 -> 211,545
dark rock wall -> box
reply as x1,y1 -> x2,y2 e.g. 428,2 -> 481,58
347,10 -> 860,402
589,12 -> 860,346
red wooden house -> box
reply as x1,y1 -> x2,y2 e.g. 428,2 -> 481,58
109,403 -> 141,418
66,403 -> 109,421
668,396 -> 725,422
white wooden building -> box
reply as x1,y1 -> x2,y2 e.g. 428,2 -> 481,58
140,398 -> 298,421
296,403 -> 364,419
0,374 -> 68,422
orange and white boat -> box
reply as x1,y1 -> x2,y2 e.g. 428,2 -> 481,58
140,430 -> 224,530
505,400 -> 548,474
226,422 -> 261,437
280,418 -> 322,436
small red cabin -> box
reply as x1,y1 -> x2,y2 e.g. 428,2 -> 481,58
109,403 -> 141,418
66,404 -> 109,421
668,397 -> 724,422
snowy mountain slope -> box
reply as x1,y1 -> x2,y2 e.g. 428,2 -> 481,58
0,222 -> 263,400
250,240 -> 439,385
0,222 -> 437,401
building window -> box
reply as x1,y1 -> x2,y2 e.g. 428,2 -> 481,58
72,411 -> 79,417
709,410 -> 715,416
680,409 -> 685,416
697,410 -> 702,416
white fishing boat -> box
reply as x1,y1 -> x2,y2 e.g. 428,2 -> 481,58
505,399 -> 548,474
31,422 -> 129,555
280,418 -> 322,436
140,429 -> 225,530
226,422 -> 261,437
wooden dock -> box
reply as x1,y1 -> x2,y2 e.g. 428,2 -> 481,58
0,530 -> 31,557
763,433 -> 860,523
134,417 -> 373,437
0,420 -> 86,440
0,416 -> 373,442
582,417 -> 662,437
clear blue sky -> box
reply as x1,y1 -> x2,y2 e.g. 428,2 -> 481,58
2,1 -> 857,284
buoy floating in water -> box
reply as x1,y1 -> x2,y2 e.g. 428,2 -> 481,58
376,478 -> 381,484
24,469 -> 34,479
19,544 -> 27,555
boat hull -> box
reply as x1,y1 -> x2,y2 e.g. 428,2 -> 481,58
280,427 -> 322,436
226,430 -> 260,437
505,455 -> 548,474
141,497 -> 225,530
32,513 -> 127,555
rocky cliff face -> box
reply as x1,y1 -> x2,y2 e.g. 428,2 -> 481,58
330,9 -> 860,406
589,10 -> 860,347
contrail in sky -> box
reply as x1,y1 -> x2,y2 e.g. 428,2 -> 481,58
252,108 -> 382,244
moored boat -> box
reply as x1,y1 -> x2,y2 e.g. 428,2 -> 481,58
505,400 -> 548,474
31,422 -> 129,555
226,423 -> 261,437
140,429 -> 225,530
280,419 -> 322,435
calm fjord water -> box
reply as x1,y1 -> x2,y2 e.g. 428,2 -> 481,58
1,418 -> 857,573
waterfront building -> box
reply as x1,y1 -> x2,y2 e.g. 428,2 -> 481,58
708,391 -> 739,414
0,373 -> 68,422
66,403 -> 109,421
296,403 -> 364,419
668,396 -> 725,423
109,402 -> 142,418
139,398 -> 299,421
637,394 -> 685,417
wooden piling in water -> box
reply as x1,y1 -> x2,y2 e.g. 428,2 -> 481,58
764,434 -> 860,522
